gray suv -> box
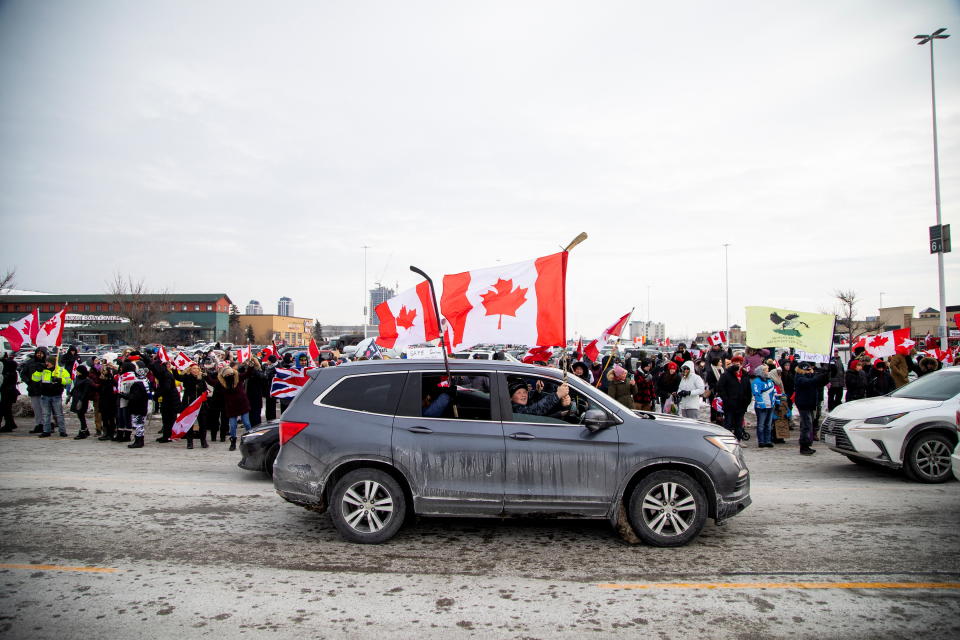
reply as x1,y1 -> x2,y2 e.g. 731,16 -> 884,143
273,360 -> 750,546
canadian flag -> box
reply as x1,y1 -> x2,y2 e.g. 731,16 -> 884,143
171,351 -> 195,371
923,348 -> 954,364
375,282 -> 441,350
308,338 -> 321,365
171,392 -> 207,439
707,331 -> 727,346
521,345 -> 553,364
237,345 -> 252,363
862,328 -> 913,359
0,309 -> 40,351
583,309 -> 633,363
156,345 -> 171,363
574,337 -> 584,361
35,306 -> 68,348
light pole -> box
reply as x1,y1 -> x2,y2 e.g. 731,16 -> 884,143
914,27 -> 950,351
880,291 -> 886,310
722,243 -> 731,332
361,244 -> 371,338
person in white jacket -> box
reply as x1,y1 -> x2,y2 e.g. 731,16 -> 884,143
676,361 -> 705,420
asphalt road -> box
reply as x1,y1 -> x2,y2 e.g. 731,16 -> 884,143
1,411 -> 959,639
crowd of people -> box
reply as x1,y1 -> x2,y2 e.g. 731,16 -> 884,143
0,343 -> 338,450
0,340 -> 947,458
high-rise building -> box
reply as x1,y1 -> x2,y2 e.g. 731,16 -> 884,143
278,296 -> 294,316
629,320 -> 665,344
368,284 -> 395,325
245,299 -> 263,315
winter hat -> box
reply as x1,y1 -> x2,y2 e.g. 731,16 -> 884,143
612,364 -> 627,380
730,355 -> 744,364
508,381 -> 528,397
666,362 -> 678,371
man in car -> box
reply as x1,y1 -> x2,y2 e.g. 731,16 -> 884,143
509,380 -> 571,416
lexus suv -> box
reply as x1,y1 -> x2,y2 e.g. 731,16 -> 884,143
821,367 -> 960,483
272,359 -> 750,545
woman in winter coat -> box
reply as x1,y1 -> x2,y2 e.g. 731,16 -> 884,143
656,362 -> 681,410
96,366 -> 118,440
207,366 -> 250,451
243,358 -> 264,427
676,361 -> 705,420
751,365 -> 777,448
780,361 -> 796,407
632,360 -> 656,411
70,365 -> 92,439
175,364 -> 211,449
867,360 -> 895,397
704,357 -> 725,425
605,365 -> 636,409
844,360 -> 868,402
917,356 -> 940,377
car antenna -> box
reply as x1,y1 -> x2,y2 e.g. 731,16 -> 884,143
409,265 -> 458,418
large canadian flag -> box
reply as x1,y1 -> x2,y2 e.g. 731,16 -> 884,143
584,309 -> 633,362
172,392 -> 207,439
375,281 -> 441,350
862,328 -> 913,359
440,252 -> 567,352
35,306 -> 68,348
0,309 -> 40,351
707,331 -> 727,346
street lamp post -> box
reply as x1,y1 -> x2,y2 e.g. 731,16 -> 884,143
722,243 -> 731,333
914,27 -> 950,351
361,244 -> 371,338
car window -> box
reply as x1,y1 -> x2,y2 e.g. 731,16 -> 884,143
889,372 -> 960,401
399,373 -> 493,421
320,373 -> 406,415
506,373 -> 610,425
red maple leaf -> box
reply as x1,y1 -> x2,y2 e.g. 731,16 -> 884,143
868,335 -> 888,348
396,305 -> 417,330
480,278 -> 528,329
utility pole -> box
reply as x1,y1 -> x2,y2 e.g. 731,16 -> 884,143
722,243 -> 731,332
361,244 -> 370,338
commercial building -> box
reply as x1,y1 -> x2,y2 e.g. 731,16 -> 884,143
0,293 -> 233,344
236,314 -> 313,346
278,297 -> 294,316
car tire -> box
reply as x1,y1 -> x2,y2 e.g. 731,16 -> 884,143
905,432 -> 954,484
329,469 -> 407,544
627,470 -> 708,547
263,444 -> 280,478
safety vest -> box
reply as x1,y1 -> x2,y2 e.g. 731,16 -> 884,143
31,366 -> 72,396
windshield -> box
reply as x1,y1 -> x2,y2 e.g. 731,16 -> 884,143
889,371 -> 960,401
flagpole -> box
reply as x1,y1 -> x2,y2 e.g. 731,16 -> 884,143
559,232 -> 587,384
410,265 -> 458,418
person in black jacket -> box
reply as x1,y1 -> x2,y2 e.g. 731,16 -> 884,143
867,360 -> 896,397
174,364 -> 210,449
716,356 -> 751,440
149,357 -> 180,443
263,356 -> 278,421
844,359 -> 868,402
123,368 -> 150,449
794,362 -> 829,455
96,365 -> 117,441
243,358 -> 264,427
70,365 -> 92,439
0,355 -> 19,431
656,362 -> 681,410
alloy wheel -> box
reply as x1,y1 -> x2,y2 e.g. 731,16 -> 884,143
640,481 -> 698,537
914,439 -> 952,480
340,480 -> 395,533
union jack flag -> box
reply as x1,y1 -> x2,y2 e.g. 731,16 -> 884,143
270,366 -> 317,398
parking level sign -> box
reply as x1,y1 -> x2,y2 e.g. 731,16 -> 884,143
930,224 -> 952,254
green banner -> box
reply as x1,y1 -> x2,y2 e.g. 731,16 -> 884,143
745,306 -> 835,354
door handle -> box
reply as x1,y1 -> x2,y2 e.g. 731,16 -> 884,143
509,432 -> 535,440
407,426 -> 433,434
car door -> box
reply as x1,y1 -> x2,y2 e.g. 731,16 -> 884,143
392,370 -> 505,516
500,372 -> 620,516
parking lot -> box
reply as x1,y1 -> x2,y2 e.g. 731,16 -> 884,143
1,413 -> 959,639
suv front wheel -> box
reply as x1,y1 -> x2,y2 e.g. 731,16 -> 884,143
904,432 -> 954,484
329,469 -> 407,543
628,470 -> 708,547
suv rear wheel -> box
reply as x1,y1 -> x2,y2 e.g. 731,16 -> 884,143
904,432 -> 954,484
627,470 -> 708,547
329,469 -> 407,543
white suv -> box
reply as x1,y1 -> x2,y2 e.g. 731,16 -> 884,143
820,368 -> 960,483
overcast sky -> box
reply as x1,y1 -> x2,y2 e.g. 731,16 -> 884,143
1,0 -> 957,339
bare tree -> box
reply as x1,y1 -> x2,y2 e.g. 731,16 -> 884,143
106,274 -> 172,346
0,267 -> 15,293
834,289 -> 884,348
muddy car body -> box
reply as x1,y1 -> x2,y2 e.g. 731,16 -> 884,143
273,359 -> 750,545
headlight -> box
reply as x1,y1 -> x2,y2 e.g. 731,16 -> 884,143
242,430 -> 268,440
858,412 -> 908,427
705,435 -> 741,454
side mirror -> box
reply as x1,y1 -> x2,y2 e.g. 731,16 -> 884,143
583,409 -> 610,433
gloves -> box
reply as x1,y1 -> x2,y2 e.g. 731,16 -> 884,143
676,390 -> 690,398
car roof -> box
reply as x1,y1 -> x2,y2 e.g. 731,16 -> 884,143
331,359 -> 563,376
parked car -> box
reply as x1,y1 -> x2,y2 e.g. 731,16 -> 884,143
272,359 -> 751,545
820,367 -> 960,483
238,421 -> 280,477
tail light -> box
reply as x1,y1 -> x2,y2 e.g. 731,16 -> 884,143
279,421 -> 309,446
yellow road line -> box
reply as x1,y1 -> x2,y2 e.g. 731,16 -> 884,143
598,581 -> 960,590
0,563 -> 118,574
